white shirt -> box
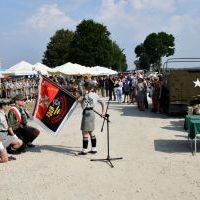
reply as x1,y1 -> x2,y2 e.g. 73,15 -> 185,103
0,110 -> 8,131
0,141 -> 4,150
81,92 -> 101,109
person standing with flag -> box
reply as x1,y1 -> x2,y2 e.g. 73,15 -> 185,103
78,80 -> 105,155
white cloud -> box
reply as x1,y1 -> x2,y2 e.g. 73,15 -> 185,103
96,0 -> 166,44
21,0 -> 200,69
165,13 -> 200,58
27,4 -> 77,30
131,0 -> 175,12
98,0 -> 127,21
96,0 -> 175,43
95,0 -> 200,69
167,14 -> 200,35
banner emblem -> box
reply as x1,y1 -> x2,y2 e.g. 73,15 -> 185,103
33,76 -> 77,135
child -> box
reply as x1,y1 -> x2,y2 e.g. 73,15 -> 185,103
79,80 -> 105,155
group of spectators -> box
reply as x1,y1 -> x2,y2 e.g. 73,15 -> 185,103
0,71 -> 169,113
0,76 -> 39,99
0,71 -> 169,162
48,71 -> 169,113
94,72 -> 148,110
96,72 -> 168,113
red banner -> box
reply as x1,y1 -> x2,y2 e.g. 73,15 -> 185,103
33,76 -> 77,135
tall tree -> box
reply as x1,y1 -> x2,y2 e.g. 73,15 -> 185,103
134,32 -> 175,71
69,19 -> 127,71
42,29 -> 74,68
42,20 -> 127,71
111,42 -> 127,71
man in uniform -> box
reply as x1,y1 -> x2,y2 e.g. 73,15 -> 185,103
8,94 -> 40,150
0,99 -> 23,162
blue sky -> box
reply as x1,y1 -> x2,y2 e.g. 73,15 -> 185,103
0,0 -> 200,69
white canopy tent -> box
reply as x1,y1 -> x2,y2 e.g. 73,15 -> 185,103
4,61 -> 37,76
91,66 -> 118,76
4,61 -> 118,76
51,62 -> 92,75
33,62 -> 53,75
51,63 -> 118,76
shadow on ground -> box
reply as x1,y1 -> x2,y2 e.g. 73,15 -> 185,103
108,102 -> 171,119
27,145 -> 99,160
154,139 -> 195,153
28,145 -> 80,156
161,120 -> 185,132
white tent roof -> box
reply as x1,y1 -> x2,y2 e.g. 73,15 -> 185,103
49,62 -> 118,76
91,66 -> 118,75
52,62 -> 91,75
33,63 -> 53,75
4,61 -> 37,76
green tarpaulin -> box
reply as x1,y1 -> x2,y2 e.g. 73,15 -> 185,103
185,115 -> 200,139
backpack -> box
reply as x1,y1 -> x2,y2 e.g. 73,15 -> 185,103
124,80 -> 130,91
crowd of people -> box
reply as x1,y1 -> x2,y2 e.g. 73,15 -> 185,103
0,76 -> 39,99
0,72 -> 169,114
49,71 -> 168,113
0,71 -> 169,162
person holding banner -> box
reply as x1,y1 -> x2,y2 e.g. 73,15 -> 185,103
79,80 -> 105,155
8,94 -> 40,150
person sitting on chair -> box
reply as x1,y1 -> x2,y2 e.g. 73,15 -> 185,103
7,94 -> 40,150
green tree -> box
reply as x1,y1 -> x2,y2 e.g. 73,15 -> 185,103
111,42 -> 127,71
137,54 -> 150,70
134,32 -> 175,71
42,20 -> 127,71
42,29 -> 74,68
121,54 -> 128,72
70,19 -> 127,71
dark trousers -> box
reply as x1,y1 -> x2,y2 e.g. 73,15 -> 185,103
109,89 -> 114,100
15,126 -> 40,145
144,96 -> 148,109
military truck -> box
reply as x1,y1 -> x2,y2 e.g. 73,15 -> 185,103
163,58 -> 200,115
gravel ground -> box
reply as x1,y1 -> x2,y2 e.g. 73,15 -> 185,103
1,101 -> 200,200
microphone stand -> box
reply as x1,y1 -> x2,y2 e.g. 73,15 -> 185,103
91,98 -> 123,168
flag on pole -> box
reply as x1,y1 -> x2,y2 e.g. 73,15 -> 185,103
33,76 -> 77,135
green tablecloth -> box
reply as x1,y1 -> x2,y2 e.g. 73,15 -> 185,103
185,115 -> 200,139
